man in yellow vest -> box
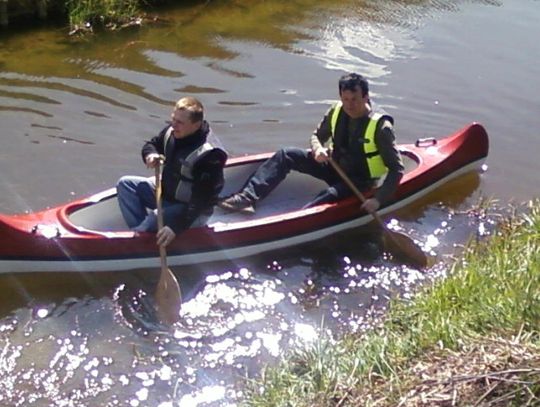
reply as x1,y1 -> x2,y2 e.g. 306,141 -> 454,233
218,73 -> 404,214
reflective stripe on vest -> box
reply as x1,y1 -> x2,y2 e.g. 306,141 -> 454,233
329,101 -> 388,178
164,128 -> 219,203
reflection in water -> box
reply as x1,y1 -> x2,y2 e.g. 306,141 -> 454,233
174,85 -> 226,94
0,89 -> 60,105
31,123 -> 63,130
46,134 -> 95,144
0,105 -> 53,117
0,0 -> 534,404
0,75 -> 140,110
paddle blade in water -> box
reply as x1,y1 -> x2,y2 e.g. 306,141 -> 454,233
328,158 -> 428,268
383,229 -> 428,268
155,268 -> 182,325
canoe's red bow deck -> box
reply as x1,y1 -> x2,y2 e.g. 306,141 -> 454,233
0,123 -> 489,273
397,122 -> 489,202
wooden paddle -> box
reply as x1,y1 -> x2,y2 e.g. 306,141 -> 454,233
328,158 -> 428,268
154,157 -> 182,324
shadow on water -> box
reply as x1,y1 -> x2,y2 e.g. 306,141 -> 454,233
394,172 -> 483,222
0,269 -> 149,316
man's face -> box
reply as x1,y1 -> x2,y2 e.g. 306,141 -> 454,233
170,108 -> 201,138
340,87 -> 369,118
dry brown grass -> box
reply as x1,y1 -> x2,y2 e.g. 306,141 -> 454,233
350,333 -> 540,406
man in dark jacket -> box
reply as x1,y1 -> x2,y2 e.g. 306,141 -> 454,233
117,97 -> 227,247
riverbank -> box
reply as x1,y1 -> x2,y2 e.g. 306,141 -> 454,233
244,199 -> 540,406
0,0 -> 174,33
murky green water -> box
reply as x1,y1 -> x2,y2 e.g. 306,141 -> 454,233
1,0 -> 539,405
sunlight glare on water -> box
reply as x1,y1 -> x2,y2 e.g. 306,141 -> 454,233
2,0 -> 536,405
293,322 -> 318,344
0,201 -> 501,405
178,385 -> 227,407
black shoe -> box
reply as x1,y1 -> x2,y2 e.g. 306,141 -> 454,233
218,193 -> 256,214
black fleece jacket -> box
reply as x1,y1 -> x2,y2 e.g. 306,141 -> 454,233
141,121 -> 227,233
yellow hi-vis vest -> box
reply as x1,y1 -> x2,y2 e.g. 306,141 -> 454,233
330,101 -> 388,178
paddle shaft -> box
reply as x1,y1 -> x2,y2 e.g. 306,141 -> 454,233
328,158 -> 385,227
155,162 -> 168,272
153,157 -> 183,324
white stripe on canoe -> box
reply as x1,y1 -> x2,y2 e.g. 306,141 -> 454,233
0,159 -> 484,273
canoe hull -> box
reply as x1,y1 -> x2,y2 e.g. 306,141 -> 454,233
0,123 -> 489,273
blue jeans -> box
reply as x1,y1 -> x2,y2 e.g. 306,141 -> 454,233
116,176 -> 189,232
240,147 -> 373,208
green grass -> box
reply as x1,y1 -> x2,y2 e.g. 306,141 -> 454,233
243,199 -> 540,406
64,0 -> 142,30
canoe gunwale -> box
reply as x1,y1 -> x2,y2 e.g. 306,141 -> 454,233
0,123 -> 489,273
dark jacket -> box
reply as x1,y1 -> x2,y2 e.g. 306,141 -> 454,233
142,121 -> 227,233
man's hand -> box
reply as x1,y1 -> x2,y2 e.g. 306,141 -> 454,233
156,226 -> 176,247
145,153 -> 161,169
361,197 -> 380,213
313,147 -> 330,163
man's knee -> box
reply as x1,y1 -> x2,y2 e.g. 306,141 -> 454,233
117,175 -> 143,187
280,146 -> 305,157
275,147 -> 307,166
116,176 -> 133,194
272,147 -> 289,161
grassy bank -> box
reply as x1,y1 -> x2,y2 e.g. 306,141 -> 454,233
244,199 -> 540,406
65,0 -> 141,30
1,0 -> 182,32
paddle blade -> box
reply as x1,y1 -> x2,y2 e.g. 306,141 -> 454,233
383,229 -> 428,268
155,268 -> 182,325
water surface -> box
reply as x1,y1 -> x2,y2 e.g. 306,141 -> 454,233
1,0 -> 539,405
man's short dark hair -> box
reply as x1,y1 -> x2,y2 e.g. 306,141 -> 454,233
338,73 -> 369,97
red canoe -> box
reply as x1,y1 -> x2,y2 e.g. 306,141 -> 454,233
0,123 -> 489,273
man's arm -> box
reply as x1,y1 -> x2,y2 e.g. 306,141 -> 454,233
141,125 -> 169,167
310,105 -> 335,162
374,120 -> 404,206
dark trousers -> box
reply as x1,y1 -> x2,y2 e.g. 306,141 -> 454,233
241,147 -> 373,208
